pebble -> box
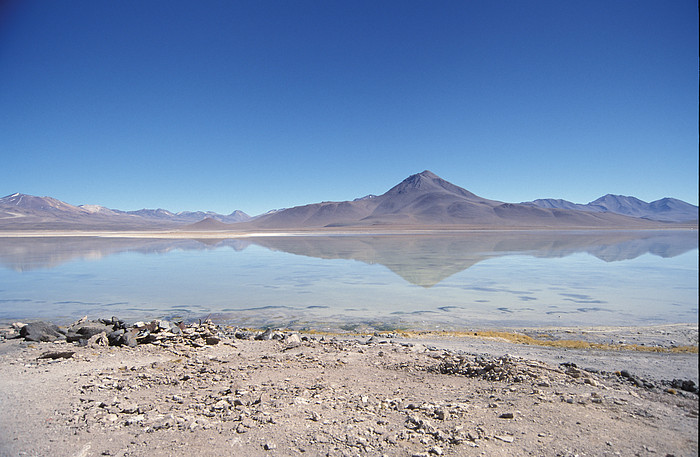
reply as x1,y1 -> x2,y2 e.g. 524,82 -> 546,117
429,445 -> 443,455
494,435 -> 514,443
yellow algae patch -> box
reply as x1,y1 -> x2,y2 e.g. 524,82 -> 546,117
223,326 -> 698,353
401,330 -> 698,353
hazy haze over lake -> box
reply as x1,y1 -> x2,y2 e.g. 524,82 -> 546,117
0,231 -> 696,330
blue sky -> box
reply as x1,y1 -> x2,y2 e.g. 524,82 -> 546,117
1,0 -> 697,216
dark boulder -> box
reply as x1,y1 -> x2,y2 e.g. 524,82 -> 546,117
99,316 -> 126,330
107,328 -> 139,347
671,379 -> 698,394
20,322 -> 65,342
66,322 -> 115,342
107,329 -> 125,346
122,329 -> 139,347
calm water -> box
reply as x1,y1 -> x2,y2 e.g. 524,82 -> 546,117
0,231 -> 697,330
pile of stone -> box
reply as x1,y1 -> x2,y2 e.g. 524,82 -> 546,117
431,355 -> 546,383
10,317 -> 241,348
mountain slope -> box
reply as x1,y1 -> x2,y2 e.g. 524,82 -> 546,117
522,194 -> 698,222
240,171 -> 673,229
0,193 -> 249,230
2,172 -> 695,230
181,217 -> 237,231
0,193 -> 153,230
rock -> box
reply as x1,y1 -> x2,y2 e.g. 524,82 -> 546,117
20,322 -> 64,342
66,322 -> 115,342
286,333 -> 302,345
37,351 -> 75,360
88,332 -> 109,346
565,366 -> 582,378
69,316 -> 87,327
406,416 -> 438,435
147,414 -> 176,431
212,399 -> 230,410
255,328 -> 275,340
99,316 -> 125,329
156,320 -> 172,331
429,445 -> 443,455
125,414 -> 145,425
120,402 -> 139,414
495,435 -> 514,443
231,329 -> 251,339
671,379 -> 698,394
107,329 -> 125,346
205,336 -> 221,345
122,329 -> 139,347
263,442 -> 277,450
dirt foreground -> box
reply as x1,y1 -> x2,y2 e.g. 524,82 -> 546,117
0,324 -> 697,457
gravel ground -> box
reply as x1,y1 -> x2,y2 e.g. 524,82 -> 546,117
0,322 -> 697,457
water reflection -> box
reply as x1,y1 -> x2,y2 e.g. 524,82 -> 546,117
0,231 -> 697,328
0,231 -> 696,287
0,237 -> 251,272
252,231 -> 697,286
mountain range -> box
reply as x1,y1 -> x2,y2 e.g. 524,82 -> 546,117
0,171 -> 697,230
230,171 -> 696,229
521,195 -> 698,222
0,192 -> 250,230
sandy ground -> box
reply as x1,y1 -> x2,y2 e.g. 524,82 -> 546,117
0,324 -> 697,457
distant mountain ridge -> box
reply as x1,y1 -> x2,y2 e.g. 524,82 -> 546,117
1,171 -> 697,230
522,194 -> 698,222
0,192 -> 250,230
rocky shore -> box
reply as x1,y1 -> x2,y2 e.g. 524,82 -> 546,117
1,319 -> 698,456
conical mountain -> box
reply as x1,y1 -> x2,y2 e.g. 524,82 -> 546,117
242,171 -> 668,229
363,170 -> 502,225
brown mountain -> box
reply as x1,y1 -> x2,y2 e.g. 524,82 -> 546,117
238,170 -> 670,230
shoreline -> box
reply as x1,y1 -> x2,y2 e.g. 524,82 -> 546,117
0,225 -> 696,239
3,319 -> 697,384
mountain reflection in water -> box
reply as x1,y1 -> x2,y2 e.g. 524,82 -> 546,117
0,231 -> 696,287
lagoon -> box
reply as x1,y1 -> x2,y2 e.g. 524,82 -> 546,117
0,230 -> 697,330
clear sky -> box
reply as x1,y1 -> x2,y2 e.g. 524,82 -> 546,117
1,0 -> 697,216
